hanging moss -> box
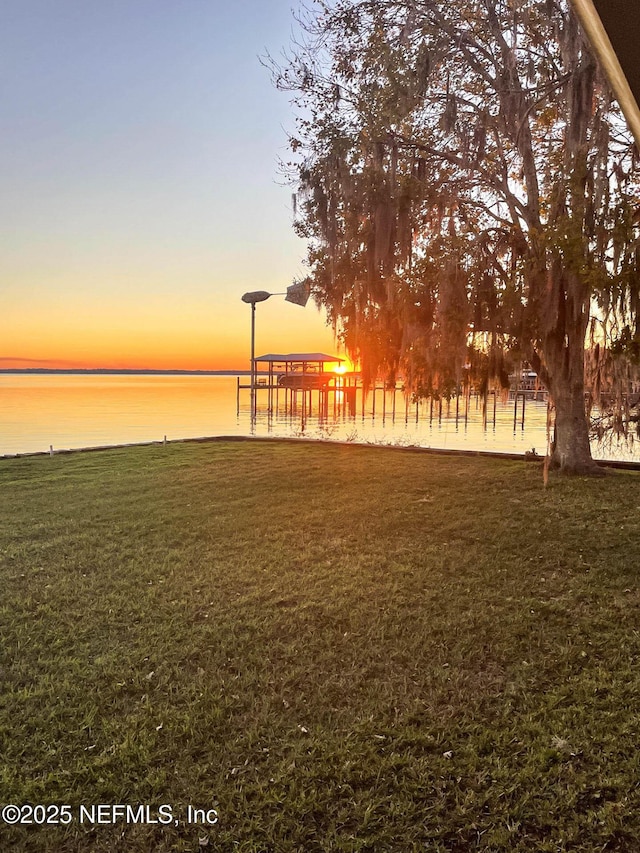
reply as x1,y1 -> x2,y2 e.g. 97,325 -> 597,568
271,0 -> 640,472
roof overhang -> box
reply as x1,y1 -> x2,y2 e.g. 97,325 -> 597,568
572,0 -> 640,147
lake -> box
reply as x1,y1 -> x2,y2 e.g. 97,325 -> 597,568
1,373 -> 638,462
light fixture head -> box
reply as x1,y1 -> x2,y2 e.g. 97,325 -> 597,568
241,291 -> 272,304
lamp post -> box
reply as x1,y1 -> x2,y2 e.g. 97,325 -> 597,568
241,282 -> 310,421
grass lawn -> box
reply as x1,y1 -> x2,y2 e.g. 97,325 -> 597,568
1,439 -> 640,852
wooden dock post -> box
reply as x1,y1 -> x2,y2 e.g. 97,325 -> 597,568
513,391 -> 527,430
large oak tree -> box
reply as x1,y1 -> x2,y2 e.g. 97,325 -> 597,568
273,0 -> 640,474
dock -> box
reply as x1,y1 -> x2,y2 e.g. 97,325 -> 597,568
236,353 -> 554,432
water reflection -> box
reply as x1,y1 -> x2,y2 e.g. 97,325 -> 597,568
1,373 -> 638,462
249,383 -> 554,457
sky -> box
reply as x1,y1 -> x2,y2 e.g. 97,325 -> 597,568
0,0 -> 339,370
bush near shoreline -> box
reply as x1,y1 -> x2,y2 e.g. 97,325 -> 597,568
1,441 -> 640,852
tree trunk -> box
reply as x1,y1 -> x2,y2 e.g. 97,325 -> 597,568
536,267 -> 603,476
549,377 -> 601,474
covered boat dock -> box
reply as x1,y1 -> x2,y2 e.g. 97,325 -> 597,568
236,352 -> 359,417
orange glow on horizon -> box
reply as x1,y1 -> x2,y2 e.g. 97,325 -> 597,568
1,303 -> 345,372
2,274 -> 349,371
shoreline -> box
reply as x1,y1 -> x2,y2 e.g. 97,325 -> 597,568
3,433 -> 640,472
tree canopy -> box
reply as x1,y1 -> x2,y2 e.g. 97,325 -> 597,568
272,0 -> 640,474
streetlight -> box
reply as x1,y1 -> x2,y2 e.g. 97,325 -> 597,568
241,281 -> 311,420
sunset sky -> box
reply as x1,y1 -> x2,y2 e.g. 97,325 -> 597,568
1,0 -> 338,371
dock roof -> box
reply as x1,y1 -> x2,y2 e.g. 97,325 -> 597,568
255,353 -> 344,363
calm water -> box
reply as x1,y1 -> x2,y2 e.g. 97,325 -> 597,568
1,373 -> 638,462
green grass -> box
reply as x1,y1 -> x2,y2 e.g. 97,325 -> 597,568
1,439 -> 640,852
